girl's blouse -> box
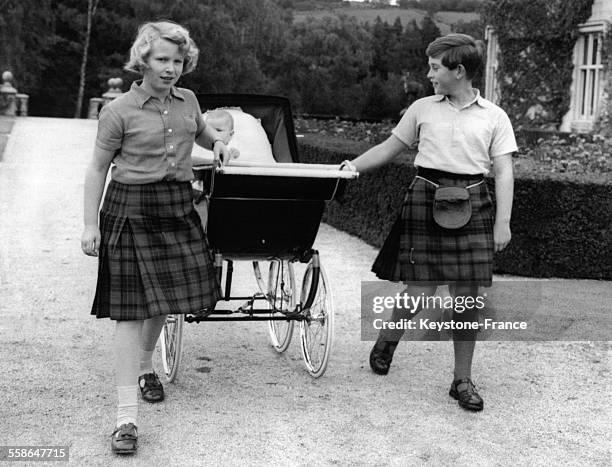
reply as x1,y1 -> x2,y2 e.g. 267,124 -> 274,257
96,81 -> 205,184
392,90 -> 518,175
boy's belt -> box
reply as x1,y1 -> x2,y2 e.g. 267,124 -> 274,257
416,166 -> 484,187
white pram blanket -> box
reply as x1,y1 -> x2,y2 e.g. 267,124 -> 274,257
193,108 -> 276,165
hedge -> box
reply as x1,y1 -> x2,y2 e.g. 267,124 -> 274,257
298,137 -> 612,280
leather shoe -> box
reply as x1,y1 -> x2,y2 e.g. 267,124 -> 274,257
369,340 -> 398,375
139,372 -> 164,403
111,423 -> 137,454
449,378 -> 484,411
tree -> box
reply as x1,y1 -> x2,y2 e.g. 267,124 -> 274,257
370,16 -> 392,79
420,14 -> 441,48
272,15 -> 372,116
74,0 -> 100,118
0,0 -> 54,95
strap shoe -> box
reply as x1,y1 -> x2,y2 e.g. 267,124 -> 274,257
138,372 -> 164,403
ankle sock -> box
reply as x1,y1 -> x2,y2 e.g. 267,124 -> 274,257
116,385 -> 138,428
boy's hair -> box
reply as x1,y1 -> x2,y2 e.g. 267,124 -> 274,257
425,33 -> 484,80
205,109 -> 234,130
124,21 -> 199,74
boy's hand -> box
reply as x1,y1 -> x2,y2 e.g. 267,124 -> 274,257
493,221 -> 511,252
81,224 -> 101,256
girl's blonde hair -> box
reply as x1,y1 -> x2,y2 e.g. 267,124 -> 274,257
124,21 -> 199,74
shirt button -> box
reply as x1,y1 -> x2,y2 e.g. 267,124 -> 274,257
168,128 -> 173,133
163,110 -> 168,115
169,145 -> 174,149
171,163 -> 176,167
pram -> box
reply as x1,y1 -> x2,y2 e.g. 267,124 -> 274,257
158,94 -> 358,379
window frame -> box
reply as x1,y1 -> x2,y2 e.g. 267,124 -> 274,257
570,21 -> 608,131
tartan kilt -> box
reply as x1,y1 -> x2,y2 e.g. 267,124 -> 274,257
91,180 -> 220,320
372,172 -> 494,286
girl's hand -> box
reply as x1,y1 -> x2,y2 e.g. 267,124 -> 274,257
81,224 -> 101,256
494,221 -> 511,252
213,140 -> 230,165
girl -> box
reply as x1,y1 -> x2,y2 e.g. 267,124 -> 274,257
343,33 -> 516,411
80,21 -> 229,454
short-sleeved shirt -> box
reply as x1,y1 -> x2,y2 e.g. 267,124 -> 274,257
96,81 -> 206,184
392,90 -> 518,175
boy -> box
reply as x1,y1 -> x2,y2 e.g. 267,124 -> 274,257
343,33 -> 516,411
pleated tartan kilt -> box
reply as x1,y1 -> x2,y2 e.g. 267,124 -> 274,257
92,180 -> 220,320
372,170 -> 495,286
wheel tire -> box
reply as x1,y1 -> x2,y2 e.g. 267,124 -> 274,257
253,260 -> 296,352
158,314 -> 184,383
299,260 -> 334,378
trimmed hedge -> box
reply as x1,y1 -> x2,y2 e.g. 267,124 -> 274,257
298,137 -> 612,280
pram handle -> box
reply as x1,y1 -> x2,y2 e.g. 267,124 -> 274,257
193,162 -> 359,179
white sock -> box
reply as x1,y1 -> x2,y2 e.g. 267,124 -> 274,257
116,385 -> 138,428
139,350 -> 154,375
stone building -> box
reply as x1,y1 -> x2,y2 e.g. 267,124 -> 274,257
485,0 -> 612,133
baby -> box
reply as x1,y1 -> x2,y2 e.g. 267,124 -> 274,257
204,109 -> 240,162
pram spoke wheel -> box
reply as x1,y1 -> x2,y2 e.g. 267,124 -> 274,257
299,258 -> 334,378
158,314 -> 184,383
253,260 -> 296,352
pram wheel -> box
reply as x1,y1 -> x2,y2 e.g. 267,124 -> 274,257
253,260 -> 296,352
299,256 -> 334,378
158,314 -> 184,383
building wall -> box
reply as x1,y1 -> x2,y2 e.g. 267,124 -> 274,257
560,0 -> 612,132
591,0 -> 612,19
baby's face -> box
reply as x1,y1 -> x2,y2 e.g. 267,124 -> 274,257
206,116 -> 233,145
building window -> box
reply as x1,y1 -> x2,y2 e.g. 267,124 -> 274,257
575,31 -> 603,119
484,26 -> 500,104
569,21 -> 607,131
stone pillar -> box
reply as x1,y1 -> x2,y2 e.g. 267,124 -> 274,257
0,71 -> 18,116
16,94 -> 29,116
87,98 -> 104,119
102,77 -> 123,106
89,78 -> 123,118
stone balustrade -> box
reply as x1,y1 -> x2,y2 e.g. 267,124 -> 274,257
1,71 -> 29,116
88,77 -> 124,118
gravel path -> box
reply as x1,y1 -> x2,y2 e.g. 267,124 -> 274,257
0,117 -> 609,466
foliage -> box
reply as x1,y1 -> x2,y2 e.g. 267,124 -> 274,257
269,15 -> 374,116
294,117 -> 612,176
450,18 -> 484,40
400,0 -> 483,13
593,27 -> 612,137
2,0 -> 471,118
515,133 -> 612,177
0,0 -> 55,94
481,0 -> 594,130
